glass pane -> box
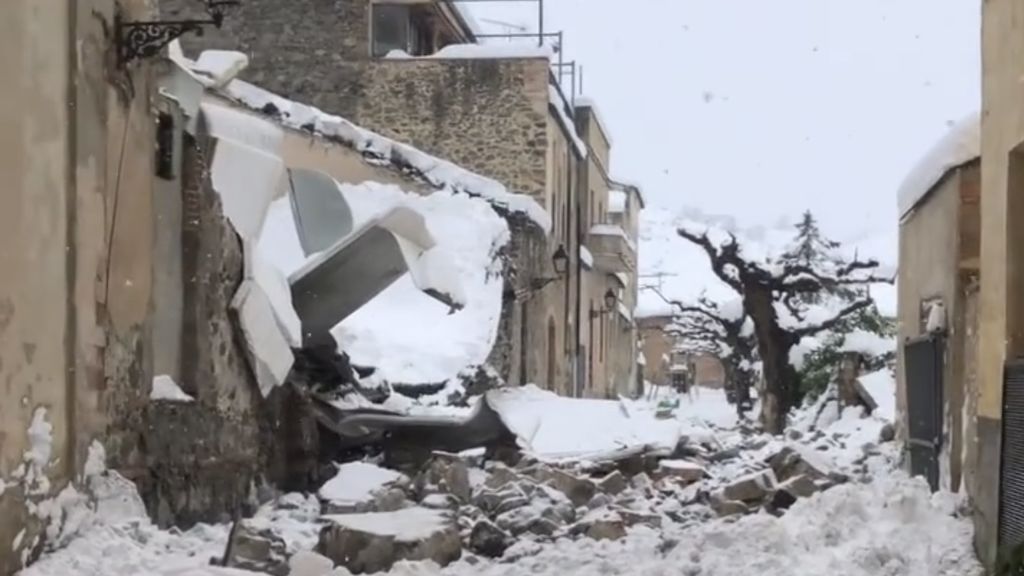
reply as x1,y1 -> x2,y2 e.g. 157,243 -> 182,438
372,4 -> 409,57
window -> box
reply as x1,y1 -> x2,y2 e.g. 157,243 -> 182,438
373,4 -> 443,57
155,112 -> 175,180
372,4 -> 410,57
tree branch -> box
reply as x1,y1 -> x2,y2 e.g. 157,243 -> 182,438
676,226 -> 745,293
792,298 -> 873,339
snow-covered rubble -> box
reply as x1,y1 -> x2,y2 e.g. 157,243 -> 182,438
21,378 -> 982,576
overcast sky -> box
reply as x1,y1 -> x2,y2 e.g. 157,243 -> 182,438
462,0 -> 980,261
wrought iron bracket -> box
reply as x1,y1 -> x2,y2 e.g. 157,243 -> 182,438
115,1 -> 238,67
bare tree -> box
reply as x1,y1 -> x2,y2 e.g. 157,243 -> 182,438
649,287 -> 756,417
676,224 -> 891,434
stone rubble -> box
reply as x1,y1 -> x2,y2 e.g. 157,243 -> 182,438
209,421 -> 891,574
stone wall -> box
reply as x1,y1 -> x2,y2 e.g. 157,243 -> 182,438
338,58 -> 551,201
163,0 -> 371,83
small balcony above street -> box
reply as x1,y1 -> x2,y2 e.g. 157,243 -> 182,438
586,223 -> 636,273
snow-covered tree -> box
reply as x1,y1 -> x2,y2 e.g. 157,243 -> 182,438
648,287 -> 757,416
798,302 -> 896,400
677,215 -> 892,434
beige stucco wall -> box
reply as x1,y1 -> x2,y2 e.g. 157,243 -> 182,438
0,0 -> 155,570
977,0 -> 1024,564
0,2 -> 74,537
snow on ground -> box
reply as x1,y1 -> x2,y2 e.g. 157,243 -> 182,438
486,385 -> 682,463
22,374 -> 982,576
318,462 -> 408,507
323,508 -> 451,542
259,181 -> 508,387
411,475 -> 979,576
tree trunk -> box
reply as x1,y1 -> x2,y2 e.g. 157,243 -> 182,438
745,288 -> 798,434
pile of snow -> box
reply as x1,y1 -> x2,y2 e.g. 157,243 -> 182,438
322,508 -> 450,543
318,462 -> 408,508
859,368 -> 897,422
217,80 -> 550,231
486,385 -> 682,462
259,180 -> 509,386
898,111 -> 980,218
150,375 -> 195,403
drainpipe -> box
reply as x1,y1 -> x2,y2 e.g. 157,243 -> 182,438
564,119 -> 575,398
573,155 -> 584,398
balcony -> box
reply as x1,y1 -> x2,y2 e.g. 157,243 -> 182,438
586,224 -> 635,273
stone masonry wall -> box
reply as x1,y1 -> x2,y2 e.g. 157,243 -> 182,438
336,58 -> 551,200
162,0 -> 371,81
140,129 -> 264,528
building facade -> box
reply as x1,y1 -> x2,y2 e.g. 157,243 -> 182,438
0,0 -> 158,571
896,154 -> 980,499
165,0 -> 643,398
975,0 -> 1024,566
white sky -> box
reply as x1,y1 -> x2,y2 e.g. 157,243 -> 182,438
460,0 -> 980,262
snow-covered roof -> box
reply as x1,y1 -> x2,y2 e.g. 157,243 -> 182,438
897,112 -> 980,218
549,86 -> 588,159
203,65 -> 551,232
574,96 -> 614,147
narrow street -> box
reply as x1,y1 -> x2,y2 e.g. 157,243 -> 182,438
22,386 -> 981,576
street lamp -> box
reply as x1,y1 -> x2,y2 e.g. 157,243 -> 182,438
551,244 -> 569,276
603,288 -> 617,311
590,288 -> 619,319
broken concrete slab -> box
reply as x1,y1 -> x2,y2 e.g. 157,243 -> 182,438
416,455 -> 472,503
533,468 -> 597,508
317,508 -> 460,573
318,462 -> 410,514
231,278 -> 295,397
596,471 -> 628,496
657,460 -> 705,483
224,520 -> 290,576
709,494 -> 749,517
722,469 -> 777,503
777,474 -> 819,499
468,519 -> 514,558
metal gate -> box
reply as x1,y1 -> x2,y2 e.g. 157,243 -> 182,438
999,360 -> 1024,552
904,334 -> 944,491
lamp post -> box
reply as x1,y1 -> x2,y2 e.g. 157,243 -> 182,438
551,244 -> 569,276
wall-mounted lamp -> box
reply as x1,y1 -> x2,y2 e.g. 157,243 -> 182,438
551,244 -> 569,276
530,244 -> 570,291
115,0 -> 239,67
590,288 -> 618,319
